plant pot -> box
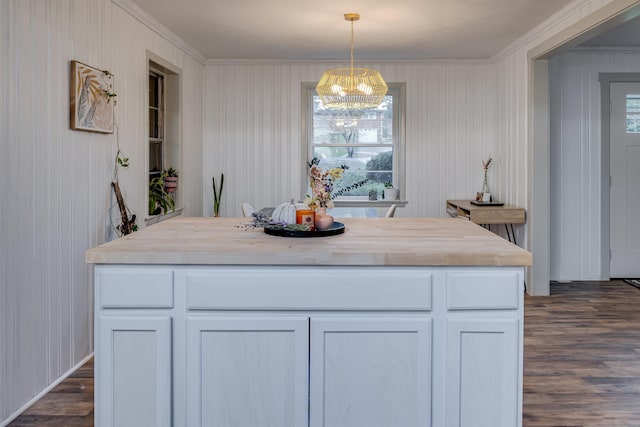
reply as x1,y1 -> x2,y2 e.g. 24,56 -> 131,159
383,188 -> 399,200
164,176 -> 178,193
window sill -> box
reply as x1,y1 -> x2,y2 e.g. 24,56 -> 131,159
145,207 -> 184,226
332,198 -> 408,208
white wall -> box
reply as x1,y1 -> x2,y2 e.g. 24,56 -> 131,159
549,49 -> 640,280
203,61 -> 499,219
0,0 -> 203,423
492,0 -> 626,293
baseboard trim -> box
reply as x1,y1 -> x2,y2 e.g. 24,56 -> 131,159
0,353 -> 94,427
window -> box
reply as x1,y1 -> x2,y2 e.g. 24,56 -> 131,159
146,56 -> 181,220
626,94 -> 640,133
303,83 -> 405,201
149,70 -> 164,179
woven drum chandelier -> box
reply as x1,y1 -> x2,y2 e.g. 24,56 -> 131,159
316,13 -> 387,110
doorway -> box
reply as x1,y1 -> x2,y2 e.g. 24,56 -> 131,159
609,82 -> 640,277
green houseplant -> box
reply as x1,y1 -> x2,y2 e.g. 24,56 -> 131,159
164,167 -> 178,193
149,172 -> 175,215
212,173 -> 224,217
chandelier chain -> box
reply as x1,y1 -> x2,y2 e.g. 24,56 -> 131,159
350,19 -> 355,77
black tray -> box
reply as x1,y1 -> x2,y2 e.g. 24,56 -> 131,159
470,200 -> 504,206
264,222 -> 345,238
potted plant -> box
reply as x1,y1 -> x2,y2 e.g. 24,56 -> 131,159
149,172 -> 175,215
383,181 -> 400,200
164,167 -> 178,193
212,173 -> 224,217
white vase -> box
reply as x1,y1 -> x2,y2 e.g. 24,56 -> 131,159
383,188 -> 400,200
315,207 -> 334,230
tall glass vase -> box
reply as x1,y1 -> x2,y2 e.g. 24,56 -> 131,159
482,170 -> 489,194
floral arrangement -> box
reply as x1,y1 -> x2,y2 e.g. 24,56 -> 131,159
482,156 -> 492,171
305,157 -> 367,208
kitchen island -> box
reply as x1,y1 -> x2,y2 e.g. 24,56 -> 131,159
86,217 -> 531,427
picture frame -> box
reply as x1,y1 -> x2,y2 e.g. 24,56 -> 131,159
70,60 -> 114,133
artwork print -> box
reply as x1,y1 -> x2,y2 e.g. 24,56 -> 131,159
70,60 -> 114,133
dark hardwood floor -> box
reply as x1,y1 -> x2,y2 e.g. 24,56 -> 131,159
8,358 -> 93,426
7,280 -> 640,426
524,280 -> 640,426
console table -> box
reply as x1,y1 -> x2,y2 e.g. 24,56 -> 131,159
446,199 -> 526,244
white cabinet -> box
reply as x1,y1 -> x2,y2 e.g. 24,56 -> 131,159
445,319 -> 519,427
310,318 -> 432,427
443,270 -> 523,427
96,316 -> 172,427
185,317 -> 309,427
184,315 -> 431,427
94,267 -> 174,427
94,265 -> 523,427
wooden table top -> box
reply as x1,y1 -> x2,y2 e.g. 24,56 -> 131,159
85,217 -> 532,266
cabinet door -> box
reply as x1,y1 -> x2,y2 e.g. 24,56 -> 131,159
96,316 -> 171,427
186,316 -> 309,427
310,317 -> 432,427
445,319 -> 519,427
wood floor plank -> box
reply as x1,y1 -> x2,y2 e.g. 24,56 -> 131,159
7,280 -> 640,426
523,280 -> 640,426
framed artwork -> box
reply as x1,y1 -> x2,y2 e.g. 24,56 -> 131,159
70,60 -> 115,133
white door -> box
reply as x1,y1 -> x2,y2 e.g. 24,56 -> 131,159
610,83 -> 640,277
97,316 -> 172,427
445,319 -> 519,427
186,316 -> 309,427
309,317 -> 432,427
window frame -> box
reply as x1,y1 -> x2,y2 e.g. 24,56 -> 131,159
149,69 -> 165,180
301,82 -> 406,205
145,53 -> 183,223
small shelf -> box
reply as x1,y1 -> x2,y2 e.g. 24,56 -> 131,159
145,207 -> 184,226
332,198 -> 408,208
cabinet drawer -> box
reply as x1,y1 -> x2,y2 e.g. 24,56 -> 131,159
446,271 -> 520,310
97,268 -> 174,308
184,268 -> 432,311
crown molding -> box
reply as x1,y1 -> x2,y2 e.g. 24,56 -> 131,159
491,0 -> 597,61
204,58 -> 493,66
111,0 -> 206,64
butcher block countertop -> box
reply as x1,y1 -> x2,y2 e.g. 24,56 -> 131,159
85,217 -> 532,266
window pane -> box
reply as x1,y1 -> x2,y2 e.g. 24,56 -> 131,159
310,93 -> 395,197
626,95 -> 640,133
149,75 -> 158,107
312,96 -> 394,145
312,149 -> 393,196
149,142 -> 163,173
149,109 -> 159,138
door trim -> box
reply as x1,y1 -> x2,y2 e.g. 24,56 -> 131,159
599,73 -> 640,280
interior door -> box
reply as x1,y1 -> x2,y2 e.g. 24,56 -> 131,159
610,82 -> 640,277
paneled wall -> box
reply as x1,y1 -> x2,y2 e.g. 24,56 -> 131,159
0,0 -> 203,423
492,0 -> 623,293
203,61 -> 499,219
549,50 -> 640,280
0,0 -> 632,422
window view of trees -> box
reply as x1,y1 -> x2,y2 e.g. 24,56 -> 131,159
311,95 -> 395,196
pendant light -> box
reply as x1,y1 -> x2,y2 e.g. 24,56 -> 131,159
316,13 -> 388,110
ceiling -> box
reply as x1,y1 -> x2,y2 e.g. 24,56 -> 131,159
580,14 -> 640,48
131,0 -> 575,60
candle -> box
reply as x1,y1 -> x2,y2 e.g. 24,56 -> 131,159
296,209 -> 315,229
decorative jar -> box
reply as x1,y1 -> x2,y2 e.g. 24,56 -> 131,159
314,207 -> 334,230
